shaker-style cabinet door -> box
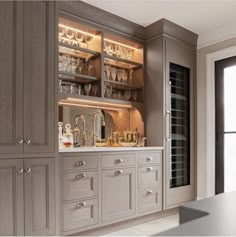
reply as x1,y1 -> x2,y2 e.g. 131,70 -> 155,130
102,168 -> 136,222
23,1 -> 55,153
0,159 -> 24,236
0,2 -> 24,154
24,158 -> 55,236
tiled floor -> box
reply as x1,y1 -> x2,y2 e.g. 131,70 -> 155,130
104,214 -> 179,236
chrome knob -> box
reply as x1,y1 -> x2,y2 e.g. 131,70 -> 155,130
24,168 -> 31,173
115,170 -> 123,175
25,139 -> 31,144
147,190 -> 153,195
75,161 -> 86,167
17,139 -> 24,144
166,138 -> 171,142
17,168 -> 24,174
76,173 -> 86,179
76,202 -> 86,208
146,167 -> 153,172
146,157 -> 153,162
115,159 -> 123,164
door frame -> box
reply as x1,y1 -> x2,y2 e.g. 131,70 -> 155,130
205,45 -> 236,197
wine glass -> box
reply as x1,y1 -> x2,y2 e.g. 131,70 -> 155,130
122,69 -> 128,84
104,41 -> 112,55
87,60 -> 95,76
132,90 -> 138,101
58,26 -> 65,38
129,69 -> 134,82
105,65 -> 111,79
124,90 -> 131,101
58,80 -> 63,93
84,83 -> 91,96
92,84 -> 98,96
65,28 -> 75,42
77,58 -> 84,74
71,57 -> 77,74
106,85 -> 113,98
75,32 -> 85,47
111,67 -> 117,81
85,35 -> 93,49
117,69 -> 122,82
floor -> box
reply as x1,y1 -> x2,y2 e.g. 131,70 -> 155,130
104,214 -> 179,236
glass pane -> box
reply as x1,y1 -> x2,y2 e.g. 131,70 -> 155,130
224,66 -> 236,132
224,134 -> 236,192
170,63 -> 190,188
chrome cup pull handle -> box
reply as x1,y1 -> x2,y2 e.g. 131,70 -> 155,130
75,161 -> 86,167
24,168 -> 31,173
146,157 -> 153,162
146,167 -> 153,172
115,170 -> 123,175
17,139 -> 24,144
115,159 -> 123,164
147,190 -> 153,196
76,173 -> 86,179
76,202 -> 86,208
17,168 -> 24,174
25,139 -> 31,144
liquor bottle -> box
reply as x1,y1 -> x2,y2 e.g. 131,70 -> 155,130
73,124 -> 80,147
58,122 -> 64,149
63,123 -> 73,148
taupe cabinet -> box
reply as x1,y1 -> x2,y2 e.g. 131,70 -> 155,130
0,1 -> 55,155
60,149 -> 163,235
0,158 -> 55,236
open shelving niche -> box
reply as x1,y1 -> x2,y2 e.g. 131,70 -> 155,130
57,13 -> 145,145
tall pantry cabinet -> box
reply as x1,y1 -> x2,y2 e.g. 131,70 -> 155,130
145,20 -> 198,209
0,1 -> 56,236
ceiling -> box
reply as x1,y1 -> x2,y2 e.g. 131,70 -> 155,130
82,0 -> 236,48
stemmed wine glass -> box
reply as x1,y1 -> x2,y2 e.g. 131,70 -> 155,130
77,58 -> 84,74
129,69 -> 134,83
105,65 -> 111,79
65,28 -> 75,44
84,83 -> 91,96
75,32 -> 85,47
111,67 -> 117,81
132,90 -> 138,101
92,84 -> 98,96
124,90 -> 131,101
122,69 -> 128,84
85,35 -> 93,49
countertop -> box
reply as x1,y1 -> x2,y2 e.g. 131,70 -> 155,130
59,146 -> 164,153
158,191 -> 236,236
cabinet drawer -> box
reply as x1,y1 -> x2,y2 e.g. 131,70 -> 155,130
62,155 -> 98,171
102,153 -> 136,168
137,152 -> 161,165
63,171 -> 98,201
138,188 -> 162,214
138,166 -> 161,189
63,199 -> 99,232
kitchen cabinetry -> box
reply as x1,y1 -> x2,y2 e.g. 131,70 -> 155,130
102,167 -> 136,222
145,25 -> 197,209
0,158 -> 55,236
0,1 -> 55,155
60,149 -> 163,235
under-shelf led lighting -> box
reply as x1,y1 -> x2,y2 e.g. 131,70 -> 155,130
59,101 -> 122,111
59,24 -> 97,37
104,38 -> 138,50
66,97 -> 133,109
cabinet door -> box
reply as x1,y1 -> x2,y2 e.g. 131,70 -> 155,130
102,168 -> 136,222
23,1 -> 55,153
24,158 -> 55,236
165,37 -> 196,208
0,2 -> 23,154
0,159 -> 24,236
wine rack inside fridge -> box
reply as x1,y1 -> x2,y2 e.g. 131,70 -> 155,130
169,63 -> 190,188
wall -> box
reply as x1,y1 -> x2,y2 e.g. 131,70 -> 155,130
197,37 -> 236,198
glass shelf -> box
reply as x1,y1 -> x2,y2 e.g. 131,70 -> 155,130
104,55 -> 142,70
59,71 -> 97,84
104,79 -> 142,91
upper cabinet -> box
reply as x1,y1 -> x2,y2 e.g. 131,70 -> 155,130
0,1 -> 55,155
57,13 -> 144,108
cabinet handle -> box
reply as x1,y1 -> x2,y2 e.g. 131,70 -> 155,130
25,139 -> 31,144
115,159 -> 123,164
76,173 -> 86,179
17,139 -> 24,144
24,168 -> 31,173
17,168 -> 24,174
146,167 -> 153,172
75,161 -> 86,167
147,190 -> 153,196
146,157 -> 153,162
76,202 -> 86,208
115,170 -> 123,175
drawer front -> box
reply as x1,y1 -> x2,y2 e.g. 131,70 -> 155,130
102,153 -> 136,168
138,166 -> 161,189
63,199 -> 99,231
62,155 -> 98,171
137,152 -> 161,165
138,188 -> 162,213
63,171 -> 98,201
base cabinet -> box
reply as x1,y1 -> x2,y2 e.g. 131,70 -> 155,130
102,168 -> 136,222
0,158 -> 55,236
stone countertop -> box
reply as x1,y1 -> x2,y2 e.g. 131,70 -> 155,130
157,191 -> 236,236
59,146 -> 164,153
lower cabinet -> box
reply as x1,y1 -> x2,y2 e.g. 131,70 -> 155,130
0,158 -> 55,236
102,168 -> 136,222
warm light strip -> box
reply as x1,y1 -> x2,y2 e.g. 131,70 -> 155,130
59,24 -> 97,37
104,38 -> 138,50
67,97 -> 132,109
59,102 -> 121,111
